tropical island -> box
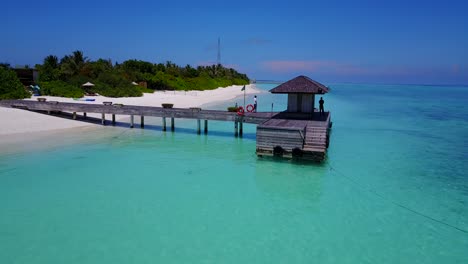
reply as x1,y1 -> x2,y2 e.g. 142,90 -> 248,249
0,50 -> 250,99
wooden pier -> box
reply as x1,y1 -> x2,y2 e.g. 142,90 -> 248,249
0,99 -> 275,137
0,75 -> 333,162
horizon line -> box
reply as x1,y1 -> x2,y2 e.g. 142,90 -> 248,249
254,79 -> 468,87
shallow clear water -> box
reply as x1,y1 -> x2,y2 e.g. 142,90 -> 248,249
1,83 -> 467,263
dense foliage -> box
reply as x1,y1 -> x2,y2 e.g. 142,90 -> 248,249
227,106 -> 239,112
0,66 -> 31,99
33,50 -> 249,97
40,81 -> 84,98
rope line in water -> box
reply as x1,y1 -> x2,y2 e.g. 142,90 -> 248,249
327,162 -> 468,235
107,127 -> 134,145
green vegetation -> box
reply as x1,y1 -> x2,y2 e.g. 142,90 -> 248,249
0,51 -> 249,99
0,65 -> 30,99
40,81 -> 84,98
32,50 -> 249,98
227,106 -> 239,112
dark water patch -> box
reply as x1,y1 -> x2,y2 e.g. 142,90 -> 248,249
332,84 -> 468,120
256,155 -> 328,168
89,120 -> 258,141
0,231 -> 16,237
413,107 -> 468,122
0,167 -> 17,175
462,188 -> 468,197
365,127 -> 443,141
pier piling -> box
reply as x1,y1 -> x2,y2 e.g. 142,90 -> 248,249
141,116 -> 144,128
101,113 -> 105,125
197,119 -> 201,134
204,120 -> 208,134
239,119 -> 243,137
130,115 -> 134,128
83,112 -> 87,119
171,117 -> 175,131
73,112 -> 77,120
163,117 -> 167,131
234,120 -> 239,137
112,114 -> 115,125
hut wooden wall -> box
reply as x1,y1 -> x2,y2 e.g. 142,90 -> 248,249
13,68 -> 38,86
287,94 -> 298,112
301,94 -> 314,113
256,127 -> 304,153
287,94 -> 315,113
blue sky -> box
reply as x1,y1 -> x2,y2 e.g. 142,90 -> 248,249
3,0 -> 468,85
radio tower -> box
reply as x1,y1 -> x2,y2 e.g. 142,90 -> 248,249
217,37 -> 221,65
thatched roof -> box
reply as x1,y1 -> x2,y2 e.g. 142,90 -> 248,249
270,75 -> 329,94
82,82 -> 95,87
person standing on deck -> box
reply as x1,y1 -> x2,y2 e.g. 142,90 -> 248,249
319,97 -> 325,115
254,95 -> 257,112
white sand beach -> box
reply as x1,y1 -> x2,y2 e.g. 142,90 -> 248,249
0,84 -> 261,137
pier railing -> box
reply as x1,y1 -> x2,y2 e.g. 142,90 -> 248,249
0,99 -> 280,136
0,100 -> 275,124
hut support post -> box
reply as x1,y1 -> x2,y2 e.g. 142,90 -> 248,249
141,116 -> 144,128
162,117 -> 166,131
239,119 -> 243,137
112,114 -> 115,125
234,120 -> 239,137
130,115 -> 134,128
73,112 -> 77,120
171,117 -> 175,131
101,113 -> 105,125
83,112 -> 87,119
204,120 -> 208,134
197,119 -> 201,134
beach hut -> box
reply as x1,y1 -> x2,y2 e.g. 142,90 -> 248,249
82,82 -> 96,95
256,75 -> 331,161
269,75 -> 329,115
82,82 -> 95,87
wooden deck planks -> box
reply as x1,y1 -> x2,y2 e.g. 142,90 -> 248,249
256,115 -> 331,162
0,100 -> 277,125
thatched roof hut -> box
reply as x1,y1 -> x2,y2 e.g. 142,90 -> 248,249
270,76 -> 329,113
82,82 -> 95,87
270,75 -> 329,94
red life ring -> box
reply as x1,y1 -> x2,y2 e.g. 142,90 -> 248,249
237,106 -> 245,116
246,104 -> 255,112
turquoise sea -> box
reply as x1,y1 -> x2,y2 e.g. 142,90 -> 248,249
1,83 -> 467,263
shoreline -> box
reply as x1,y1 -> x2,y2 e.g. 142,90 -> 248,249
0,84 -> 263,140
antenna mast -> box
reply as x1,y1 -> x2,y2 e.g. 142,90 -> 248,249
217,37 -> 221,65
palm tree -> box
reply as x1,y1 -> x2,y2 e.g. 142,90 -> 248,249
0,63 -> 10,69
59,55 -> 75,78
72,50 -> 87,68
43,55 -> 59,69
59,51 -> 89,78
